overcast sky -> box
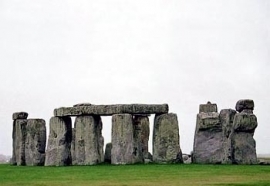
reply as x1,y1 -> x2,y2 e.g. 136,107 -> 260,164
0,0 -> 269,156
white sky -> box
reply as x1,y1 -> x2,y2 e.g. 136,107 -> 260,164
0,0 -> 270,155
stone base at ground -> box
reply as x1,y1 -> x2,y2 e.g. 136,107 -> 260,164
111,114 -> 143,164
230,112 -> 258,164
45,117 -> 72,166
25,119 -> 46,166
153,113 -> 182,163
193,112 -> 224,164
73,116 -> 104,165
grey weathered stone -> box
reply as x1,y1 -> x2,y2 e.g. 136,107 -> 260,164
45,116 -> 72,166
199,102 -> 218,113
12,112 -> 28,120
73,103 -> 92,107
15,119 -> 27,165
133,115 -> 150,159
230,112 -> 258,164
235,99 -> 254,113
74,115 -> 104,165
104,143 -> 112,163
11,121 -> 17,165
71,128 -> 76,165
54,104 -> 169,117
220,109 -> 237,138
153,113 -> 182,163
193,112 -> 224,164
111,114 -> 143,164
220,109 -> 236,164
25,119 -> 46,166
232,113 -> 257,132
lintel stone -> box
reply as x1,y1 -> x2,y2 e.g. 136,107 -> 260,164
54,104 -> 168,117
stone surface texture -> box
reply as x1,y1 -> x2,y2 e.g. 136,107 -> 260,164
54,104 -> 169,116
73,115 -> 104,165
73,103 -> 92,107
14,119 -> 28,165
235,99 -> 254,113
193,112 -> 224,164
25,119 -> 46,166
153,113 -> 182,163
45,116 -> 72,166
111,114 -> 143,164
199,102 -> 218,113
71,128 -> 76,165
104,143 -> 112,163
11,121 -> 17,165
230,112 -> 258,164
133,115 -> 150,159
12,112 -> 28,120
220,109 -> 237,163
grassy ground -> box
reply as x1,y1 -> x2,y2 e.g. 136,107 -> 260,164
0,164 -> 270,186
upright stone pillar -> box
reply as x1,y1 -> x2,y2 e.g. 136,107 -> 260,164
11,112 -> 28,165
25,119 -> 46,166
230,99 -> 258,164
133,115 -> 150,159
153,113 -> 182,163
74,115 -> 104,165
193,102 -> 224,164
45,116 -> 72,166
111,114 -> 143,164
15,119 -> 28,165
71,128 -> 76,165
220,109 -> 236,164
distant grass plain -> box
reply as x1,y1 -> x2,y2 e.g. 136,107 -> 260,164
1,164 -> 270,186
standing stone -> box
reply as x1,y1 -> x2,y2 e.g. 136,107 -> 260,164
235,99 -> 254,113
133,115 -> 150,159
220,109 -> 236,164
71,128 -> 76,165
104,143 -> 112,163
14,119 -> 28,165
153,113 -> 182,163
199,102 -> 218,113
111,114 -> 143,164
11,112 -> 28,165
25,119 -> 46,166
45,116 -> 72,166
230,111 -> 258,164
193,112 -> 223,164
11,121 -> 17,165
12,112 -> 28,120
74,115 -> 104,165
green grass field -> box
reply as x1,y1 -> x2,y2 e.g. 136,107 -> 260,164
0,164 -> 270,186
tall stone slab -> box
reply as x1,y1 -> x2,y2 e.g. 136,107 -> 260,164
133,115 -> 150,159
153,113 -> 182,163
25,119 -> 46,166
230,103 -> 258,164
193,110 -> 223,164
15,119 -> 28,165
45,116 -> 72,166
74,115 -> 104,165
219,109 -> 236,164
71,128 -> 76,165
111,114 -> 143,164
11,112 -> 28,165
